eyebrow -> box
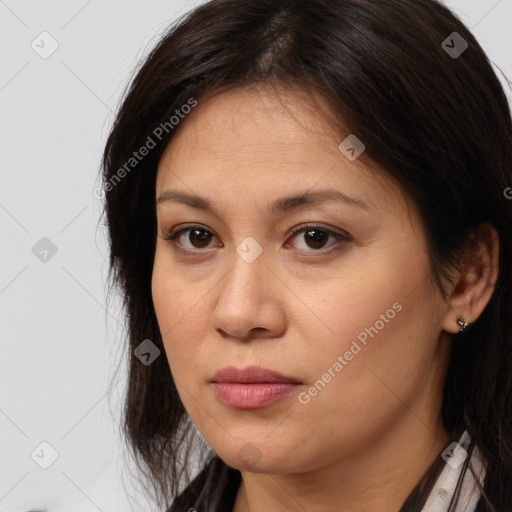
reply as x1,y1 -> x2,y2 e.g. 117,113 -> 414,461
156,188 -> 370,215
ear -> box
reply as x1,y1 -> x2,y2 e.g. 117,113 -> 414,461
442,222 -> 500,334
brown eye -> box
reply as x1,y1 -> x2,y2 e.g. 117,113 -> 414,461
161,225 -> 218,251
302,229 -> 330,249
186,228 -> 214,248
287,224 -> 350,253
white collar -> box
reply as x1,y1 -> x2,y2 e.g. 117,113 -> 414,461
421,430 -> 486,511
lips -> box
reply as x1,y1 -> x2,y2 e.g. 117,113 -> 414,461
211,366 -> 302,409
211,365 -> 301,384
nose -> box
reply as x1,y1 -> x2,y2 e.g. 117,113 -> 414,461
210,247 -> 286,341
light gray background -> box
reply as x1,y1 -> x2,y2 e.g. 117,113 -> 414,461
1,1 -> 511,511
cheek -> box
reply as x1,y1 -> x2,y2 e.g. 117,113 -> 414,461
151,260 -> 195,373
296,250 -> 442,410
295,260 -> 407,358
286,291 -> 443,468
151,260 -> 219,400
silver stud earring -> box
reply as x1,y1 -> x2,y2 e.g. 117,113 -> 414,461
456,316 -> 470,332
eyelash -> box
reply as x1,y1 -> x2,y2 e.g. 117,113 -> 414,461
160,223 -> 350,256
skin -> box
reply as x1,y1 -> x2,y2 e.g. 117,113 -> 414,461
151,84 -> 499,512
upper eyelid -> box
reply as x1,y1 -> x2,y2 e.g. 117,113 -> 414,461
288,223 -> 346,236
165,222 -> 345,237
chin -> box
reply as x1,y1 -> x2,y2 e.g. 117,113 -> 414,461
216,439 -> 301,474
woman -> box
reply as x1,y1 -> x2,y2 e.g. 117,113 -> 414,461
100,0 -> 512,510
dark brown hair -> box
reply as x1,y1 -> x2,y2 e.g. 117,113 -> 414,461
100,0 -> 512,510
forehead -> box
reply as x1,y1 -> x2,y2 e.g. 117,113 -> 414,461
155,84 -> 410,218
160,85 -> 342,164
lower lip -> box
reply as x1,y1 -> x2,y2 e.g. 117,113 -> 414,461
212,382 -> 300,409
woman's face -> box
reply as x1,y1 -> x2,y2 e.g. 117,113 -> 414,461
151,85 -> 452,474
